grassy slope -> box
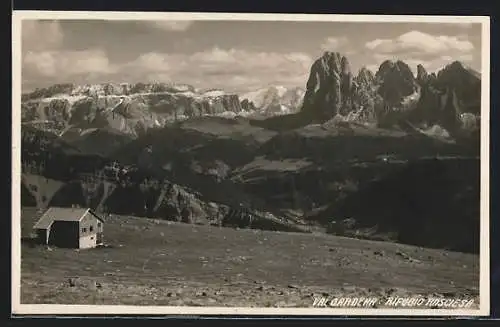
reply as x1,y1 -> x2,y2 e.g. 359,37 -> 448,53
21,174 -> 65,208
21,207 -> 479,307
20,117 -> 481,252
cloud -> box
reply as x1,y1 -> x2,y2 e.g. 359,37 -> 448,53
365,30 -> 474,56
22,47 -> 313,92
122,47 -> 312,91
320,37 -> 349,51
369,52 -> 475,75
132,52 -> 174,72
165,48 -> 309,91
145,21 -> 193,32
23,49 -> 117,78
191,47 -> 239,64
22,20 -> 64,51
364,30 -> 477,75
365,64 -> 379,74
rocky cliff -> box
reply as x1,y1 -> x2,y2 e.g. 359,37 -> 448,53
301,52 -> 356,121
240,85 -> 305,116
21,83 -> 244,138
375,60 -> 420,109
411,62 -> 481,135
300,52 -> 481,137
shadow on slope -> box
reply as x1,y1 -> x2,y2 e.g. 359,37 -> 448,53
61,127 -> 134,157
257,122 -> 478,164
249,111 -> 314,132
314,158 -> 480,253
112,122 -> 262,169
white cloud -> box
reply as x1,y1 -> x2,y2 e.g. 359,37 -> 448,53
132,52 -> 174,72
21,21 -> 120,85
122,47 -> 312,91
365,64 -> 379,74
365,30 -> 474,55
456,53 -> 474,62
145,21 -> 193,32
23,51 -> 58,77
187,47 -> 312,70
22,47 -> 313,93
320,37 -> 349,51
23,49 -> 116,78
364,30 -> 477,75
370,52 -> 475,76
405,58 -> 446,75
191,47 -> 239,64
22,20 -> 64,51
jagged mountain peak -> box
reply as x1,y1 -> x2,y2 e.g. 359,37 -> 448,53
376,60 -> 415,80
300,51 -> 481,135
436,61 -> 481,87
356,67 -> 376,86
358,66 -> 375,76
315,51 -> 352,75
446,60 -> 466,70
22,82 -> 200,102
301,52 -> 356,120
438,61 -> 480,80
416,64 -> 428,81
321,51 -> 343,59
239,85 -> 305,115
21,81 -> 248,138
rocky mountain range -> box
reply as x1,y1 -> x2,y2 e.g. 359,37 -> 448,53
21,82 -> 246,139
21,82 -> 308,141
20,51 -> 482,253
300,52 -> 481,138
240,85 -> 305,115
21,51 -> 480,142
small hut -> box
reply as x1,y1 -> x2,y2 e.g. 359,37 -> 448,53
32,207 -> 104,249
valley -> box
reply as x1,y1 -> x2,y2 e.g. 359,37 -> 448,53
18,50 -> 483,307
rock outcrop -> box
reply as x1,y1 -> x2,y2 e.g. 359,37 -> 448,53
375,60 -> 420,108
301,52 -> 356,120
21,83 -> 244,138
320,157 -> 480,253
300,53 -> 420,126
240,85 -> 305,116
435,61 -> 481,114
354,67 -> 376,89
240,99 -> 257,112
416,64 -> 430,83
349,67 -> 379,123
300,52 -> 481,136
411,61 -> 481,134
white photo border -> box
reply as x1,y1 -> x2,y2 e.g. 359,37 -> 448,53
11,10 -> 491,317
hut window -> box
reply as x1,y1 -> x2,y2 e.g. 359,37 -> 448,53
82,227 -> 87,233
90,225 -> 94,232
98,222 -> 102,228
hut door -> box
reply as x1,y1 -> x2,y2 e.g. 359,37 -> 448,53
96,231 -> 103,244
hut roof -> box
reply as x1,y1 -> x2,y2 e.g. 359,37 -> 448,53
33,207 -> 103,230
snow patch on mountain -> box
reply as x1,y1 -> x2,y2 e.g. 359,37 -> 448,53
202,90 -> 227,97
21,82 -> 246,138
240,85 -> 305,115
38,94 -> 88,105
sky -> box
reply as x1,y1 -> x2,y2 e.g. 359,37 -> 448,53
20,19 -> 482,94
